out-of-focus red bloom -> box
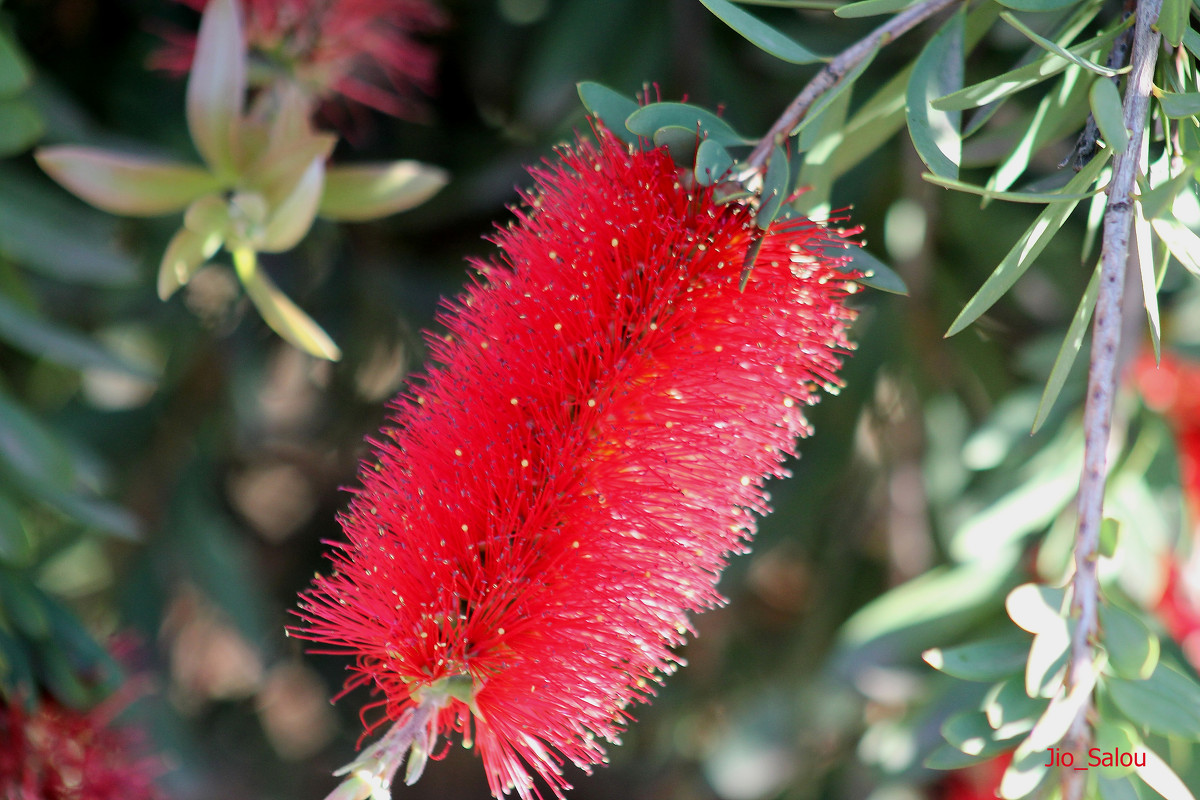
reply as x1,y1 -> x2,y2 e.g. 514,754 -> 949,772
934,753 -> 1011,800
151,0 -> 446,122
1132,351 -> 1200,670
294,129 -> 859,798
0,695 -> 164,800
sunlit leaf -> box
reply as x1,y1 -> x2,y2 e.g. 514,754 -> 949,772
922,635 -> 1029,681
1133,202 -> 1160,359
319,161 -> 448,222
158,225 -> 222,300
946,149 -> 1111,336
942,711 -> 1020,756
984,676 -> 1046,737
35,146 -> 222,217
791,46 -> 877,138
933,24 -> 1127,111
756,144 -> 789,229
999,747 -> 1049,799
698,0 -> 824,63
1136,746 -> 1197,800
796,88 -> 852,217
186,0 -> 246,177
1093,721 -> 1141,778
1150,215 -> 1200,276
1023,652 -> 1102,750
1160,92 -> 1200,119
907,8 -> 964,179
1098,516 -> 1119,559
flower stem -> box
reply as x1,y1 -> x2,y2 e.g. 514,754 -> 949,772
744,0 -> 963,171
1062,1 -> 1161,798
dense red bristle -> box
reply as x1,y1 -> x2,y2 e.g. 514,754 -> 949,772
295,130 -> 858,798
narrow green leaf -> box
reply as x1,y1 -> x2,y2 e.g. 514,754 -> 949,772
1139,166 -> 1197,220
695,139 -> 734,185
0,627 -> 36,704
907,8 -> 964,179
834,0 -> 917,18
12,478 -> 141,540
922,635 -> 1029,681
942,711 -> 1019,755
756,144 -> 789,229
0,26 -> 31,96
731,0 -> 841,6
1082,188 -> 1106,264
698,0 -> 824,63
0,391 -> 74,491
933,25 -> 1127,111
1184,27 -> 1200,59
1001,12 -> 1127,76
186,0 -> 246,177
0,293 -> 156,378
1100,602 -> 1159,680
946,150 -> 1111,336
924,172 -> 1103,203
994,0 -> 1078,13
790,45 -> 876,138
0,493 -> 31,567
577,82 -> 640,145
1106,663 -> 1200,739
0,575 -> 48,638
796,88 -> 852,217
1155,0 -> 1188,47
984,676 -> 1046,737
1097,776 -> 1140,800
1160,92 -> 1200,119
832,244 -> 909,294
1033,260 -> 1099,432
233,248 -> 342,361
0,98 -> 42,157
35,146 -> 221,217
625,102 -> 751,146
1150,215 -> 1200,276
1090,78 -> 1129,152
1093,722 -> 1141,777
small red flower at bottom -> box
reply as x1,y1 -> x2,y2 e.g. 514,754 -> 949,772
294,129 -> 859,799
0,696 -> 164,800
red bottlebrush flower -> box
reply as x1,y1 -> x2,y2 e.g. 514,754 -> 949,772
934,753 -> 1011,800
294,129 -> 859,799
0,695 -> 164,800
151,0 -> 446,122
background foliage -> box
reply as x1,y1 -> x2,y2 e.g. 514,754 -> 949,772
1,0 -> 1199,799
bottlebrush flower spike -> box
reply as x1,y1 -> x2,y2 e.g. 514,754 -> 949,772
294,128 -> 859,799
0,695 -> 164,800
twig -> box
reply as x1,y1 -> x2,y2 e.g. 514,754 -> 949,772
1059,15 -> 1135,171
1062,0 -> 1161,798
744,0 -> 962,171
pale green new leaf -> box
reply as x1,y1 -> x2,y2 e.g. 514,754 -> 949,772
36,146 -> 222,217
158,226 -> 222,300
1136,747 -> 1197,800
186,0 -> 246,177
946,149 -> 1111,336
698,0 -> 823,63
260,156 -> 324,252
1134,202 -> 1160,359
907,8 -> 964,179
319,161 -> 448,223
233,249 -> 341,361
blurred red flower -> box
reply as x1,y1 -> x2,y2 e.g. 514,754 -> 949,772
934,753 -> 1011,800
151,0 -> 446,123
0,696 -> 164,800
294,129 -> 859,798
